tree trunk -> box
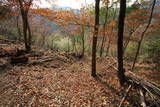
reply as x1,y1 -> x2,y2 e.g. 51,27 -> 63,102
42,35 -> 45,46
117,0 -> 127,85
24,14 -> 31,52
16,15 -> 22,41
26,15 -> 32,51
100,4 -> 109,57
67,37 -> 70,52
81,26 -> 85,57
106,36 -> 111,56
18,0 -> 32,52
131,0 -> 156,71
100,37 -> 106,56
91,0 -> 100,77
72,35 -> 78,55
22,15 -> 29,51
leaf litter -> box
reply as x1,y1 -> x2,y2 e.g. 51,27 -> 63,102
0,43 -> 159,107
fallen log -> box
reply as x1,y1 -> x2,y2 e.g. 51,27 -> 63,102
29,58 -> 55,65
0,48 -> 26,58
109,65 -> 160,106
0,38 -> 16,44
0,48 -> 15,58
125,71 -> 160,97
10,55 -> 28,64
111,65 -> 160,97
149,99 -> 160,107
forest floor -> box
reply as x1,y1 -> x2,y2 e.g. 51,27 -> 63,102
0,41 -> 160,107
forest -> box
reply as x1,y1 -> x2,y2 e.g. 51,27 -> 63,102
0,0 -> 160,106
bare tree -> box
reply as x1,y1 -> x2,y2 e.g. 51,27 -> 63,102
131,0 -> 156,71
18,0 -> 33,52
117,0 -> 127,85
91,0 -> 100,77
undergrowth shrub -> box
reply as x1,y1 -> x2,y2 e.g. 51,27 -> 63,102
124,42 -> 137,61
146,39 -> 160,64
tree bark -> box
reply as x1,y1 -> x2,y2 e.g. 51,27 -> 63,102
72,35 -> 78,55
26,15 -> 32,51
81,26 -> 85,57
16,15 -> 22,41
106,36 -> 111,56
91,0 -> 100,77
117,0 -> 127,85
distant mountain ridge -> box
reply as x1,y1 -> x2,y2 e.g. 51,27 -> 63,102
52,6 -> 73,10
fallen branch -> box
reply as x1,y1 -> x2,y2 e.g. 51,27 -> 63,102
139,89 -> 147,107
109,64 -> 160,106
106,62 -> 117,70
119,85 -> 132,107
0,38 -> 16,44
126,71 -> 160,97
149,99 -> 160,107
29,58 -> 55,65
105,57 -> 117,69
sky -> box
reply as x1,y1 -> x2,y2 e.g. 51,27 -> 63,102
56,0 -> 94,9
34,0 -> 136,9
34,0 -> 94,9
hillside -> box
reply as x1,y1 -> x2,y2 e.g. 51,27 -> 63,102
0,0 -> 160,106
0,42 -> 159,106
